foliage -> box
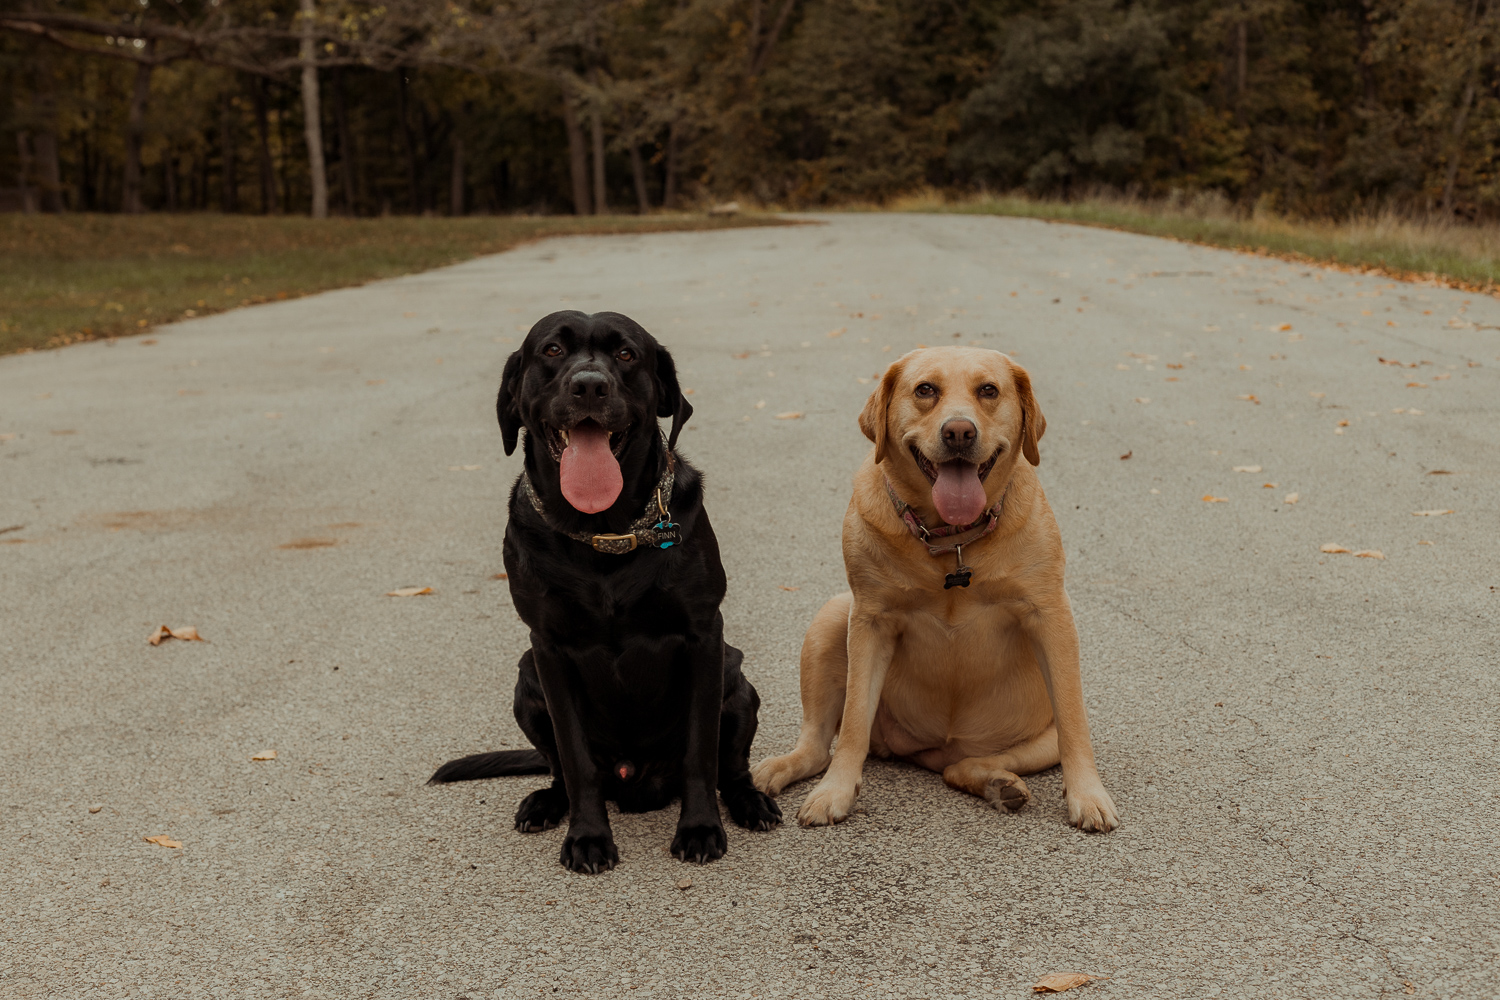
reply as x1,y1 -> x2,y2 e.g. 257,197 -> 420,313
2,0 -> 1499,218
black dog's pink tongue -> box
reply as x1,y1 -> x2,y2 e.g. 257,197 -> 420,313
931,460 -> 988,525
558,424 -> 622,513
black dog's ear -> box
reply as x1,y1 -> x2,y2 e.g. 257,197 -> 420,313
655,346 -> 693,449
496,349 -> 524,456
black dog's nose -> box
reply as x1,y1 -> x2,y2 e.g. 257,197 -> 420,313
569,370 -> 610,399
942,418 -> 976,449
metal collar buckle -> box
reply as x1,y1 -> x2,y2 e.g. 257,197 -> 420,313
590,533 -> 639,554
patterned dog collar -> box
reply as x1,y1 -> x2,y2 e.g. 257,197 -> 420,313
883,474 -> 1007,590
520,438 -> 681,554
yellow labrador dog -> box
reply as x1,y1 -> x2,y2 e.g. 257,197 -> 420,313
752,347 -> 1118,831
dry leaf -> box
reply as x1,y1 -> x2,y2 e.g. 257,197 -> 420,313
1406,382 -> 1427,388
777,585 -> 800,591
1261,482 -> 1278,488
826,327 -> 846,338
1133,397 -> 1150,404
1411,510 -> 1453,517
1119,450 -> 1132,460
1277,323 -> 1293,331
1115,363 -> 1130,371
754,400 -> 766,409
279,538 -> 336,550
1166,363 -> 1184,370
1426,470 -> 1452,475
676,877 -> 693,890
1336,419 -> 1350,427
1310,391 -> 1325,398
1201,495 -> 1228,503
1354,550 -> 1385,559
1284,492 -> 1299,504
775,411 -> 803,420
386,587 -> 433,597
732,351 -> 750,359
1237,394 -> 1260,404
251,749 -> 277,761
143,835 -> 182,849
1033,972 -> 1093,993
491,573 -> 508,580
148,625 -> 205,646
1320,543 -> 1350,553
1232,465 -> 1262,473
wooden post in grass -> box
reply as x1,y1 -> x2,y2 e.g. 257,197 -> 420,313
299,0 -> 328,219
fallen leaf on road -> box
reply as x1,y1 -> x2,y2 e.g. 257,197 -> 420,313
1355,550 -> 1385,559
0,433 -> 15,441
1407,409 -> 1423,415
1310,391 -> 1325,398
826,327 -> 846,338
1166,363 -> 1184,370
89,805 -> 103,813
386,587 -> 433,597
1337,420 -> 1350,427
857,377 -> 871,384
1133,397 -> 1150,404
1033,972 -> 1093,993
732,352 -> 750,359
279,539 -> 336,550
1262,482 -> 1278,488
778,585 -> 800,591
1411,510 -> 1453,517
1238,394 -> 1260,404
775,411 -> 803,420
1406,382 -> 1427,388
1232,465 -> 1262,473
1320,543 -> 1350,553
1115,363 -> 1130,371
676,877 -> 693,890
491,573 -> 508,580
143,835 -> 182,849
1284,493 -> 1300,504
251,750 -> 277,761
1202,495 -> 1228,503
148,626 -> 205,646
683,388 -> 695,395
1426,469 -> 1452,475
1277,323 -> 1293,331
1119,451 -> 1132,460
754,400 -> 766,409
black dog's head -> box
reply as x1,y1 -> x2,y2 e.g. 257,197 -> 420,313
497,311 -> 691,514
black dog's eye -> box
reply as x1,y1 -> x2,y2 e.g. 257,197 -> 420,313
543,344 -> 562,358
915,382 -> 939,398
977,383 -> 999,399
616,348 -> 634,362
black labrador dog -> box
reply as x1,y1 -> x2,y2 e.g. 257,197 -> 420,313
429,310 -> 781,873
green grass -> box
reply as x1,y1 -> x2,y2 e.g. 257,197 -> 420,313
0,213 -> 787,356
888,190 -> 1500,292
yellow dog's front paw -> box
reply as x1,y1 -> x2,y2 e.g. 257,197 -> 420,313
1065,783 -> 1120,832
750,755 -> 797,796
796,780 -> 857,827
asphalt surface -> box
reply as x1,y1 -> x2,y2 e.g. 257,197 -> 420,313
2,213 -> 1497,1000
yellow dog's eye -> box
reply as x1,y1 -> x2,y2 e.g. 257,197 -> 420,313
543,344 -> 563,357
915,382 -> 938,398
616,348 -> 634,362
978,383 -> 999,398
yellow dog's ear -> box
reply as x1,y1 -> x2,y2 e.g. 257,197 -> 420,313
859,359 -> 904,464
1011,360 -> 1046,466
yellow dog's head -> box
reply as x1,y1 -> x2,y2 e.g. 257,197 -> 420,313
859,347 -> 1044,525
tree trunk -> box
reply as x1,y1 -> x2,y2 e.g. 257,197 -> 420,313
561,89 -> 591,216
15,132 -> 37,214
219,90 -> 238,213
589,70 -> 607,214
251,76 -> 278,214
630,144 -> 650,214
450,135 -> 464,216
34,130 -> 63,212
663,120 -> 680,208
396,70 -> 422,213
299,0 -> 328,219
123,54 -> 154,214
1236,20 -> 1247,97
1441,79 -> 1477,216
750,0 -> 798,77
333,68 -> 356,215
163,147 -> 178,211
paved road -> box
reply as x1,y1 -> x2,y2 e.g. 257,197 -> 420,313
2,214 -> 1497,1000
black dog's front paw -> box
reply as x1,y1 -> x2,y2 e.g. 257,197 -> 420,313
514,786 -> 569,833
724,785 -> 783,832
560,832 -> 618,874
670,822 -> 727,864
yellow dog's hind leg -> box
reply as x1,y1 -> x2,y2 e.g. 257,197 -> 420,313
751,594 -> 852,796
940,724 -> 1060,813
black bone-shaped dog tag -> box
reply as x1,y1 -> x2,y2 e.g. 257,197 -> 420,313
944,568 -> 972,589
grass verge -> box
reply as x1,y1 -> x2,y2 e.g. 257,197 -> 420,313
889,190 -> 1500,294
0,213 -> 786,356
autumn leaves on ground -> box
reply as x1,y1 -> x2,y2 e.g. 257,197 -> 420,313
0,212 -> 782,356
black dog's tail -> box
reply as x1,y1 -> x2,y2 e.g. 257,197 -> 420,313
428,749 -> 550,785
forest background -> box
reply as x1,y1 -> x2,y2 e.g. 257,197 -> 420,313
2,0 -> 1497,221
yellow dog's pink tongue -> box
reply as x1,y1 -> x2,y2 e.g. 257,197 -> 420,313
931,460 -> 987,526
558,424 -> 622,514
